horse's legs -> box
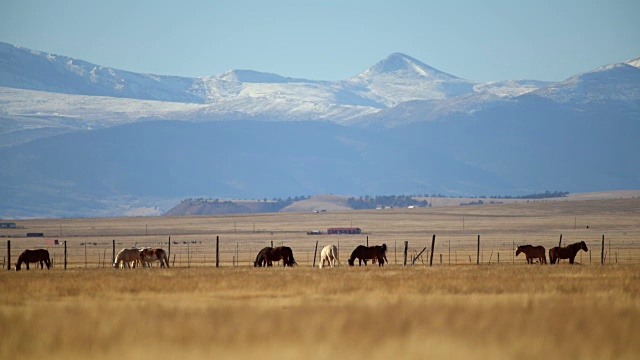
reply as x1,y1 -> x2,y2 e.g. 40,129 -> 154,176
26,262 -> 30,270
569,256 -> 575,264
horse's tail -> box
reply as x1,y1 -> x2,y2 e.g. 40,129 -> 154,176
549,248 -> 554,265
288,249 -> 297,267
332,245 -> 341,265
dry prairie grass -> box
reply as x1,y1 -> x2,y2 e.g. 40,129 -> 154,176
1,197 -> 640,359
1,265 -> 639,359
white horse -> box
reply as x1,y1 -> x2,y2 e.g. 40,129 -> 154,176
319,244 -> 340,268
113,248 -> 142,269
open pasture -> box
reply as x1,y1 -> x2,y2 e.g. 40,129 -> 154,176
1,265 -> 639,359
1,197 -> 640,359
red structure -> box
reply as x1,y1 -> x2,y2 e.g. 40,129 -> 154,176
327,227 -> 361,235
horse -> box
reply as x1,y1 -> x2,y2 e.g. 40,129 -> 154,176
113,248 -> 142,269
319,244 -> 340,268
268,246 -> 297,267
549,241 -> 589,264
254,246 -> 297,267
515,245 -> 547,264
254,247 -> 272,267
139,248 -> 169,268
15,249 -> 51,271
348,244 -> 387,266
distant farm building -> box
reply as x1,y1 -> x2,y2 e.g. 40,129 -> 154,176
0,222 -> 16,228
27,232 -> 44,237
307,230 -> 323,235
327,227 -> 361,235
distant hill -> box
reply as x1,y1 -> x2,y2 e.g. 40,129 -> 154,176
162,191 -> 640,216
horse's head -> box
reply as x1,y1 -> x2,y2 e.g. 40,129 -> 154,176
515,246 -> 522,256
15,254 -> 23,271
348,258 -> 355,266
112,262 -> 119,269
581,241 -> 589,252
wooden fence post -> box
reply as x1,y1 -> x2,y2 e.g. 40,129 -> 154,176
412,247 -> 427,265
429,234 -> 436,266
6,240 -> 10,270
216,236 -> 220,268
403,241 -> 408,266
559,234 -> 562,247
168,236 -> 171,259
601,235 -> 605,265
112,239 -> 115,265
64,241 -> 67,270
366,236 -> 369,247
312,240 -> 319,268
477,235 -> 480,265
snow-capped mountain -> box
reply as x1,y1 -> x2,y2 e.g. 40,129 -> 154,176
531,60 -> 640,105
0,42 -> 203,103
0,42 -> 548,134
1,42 -> 639,218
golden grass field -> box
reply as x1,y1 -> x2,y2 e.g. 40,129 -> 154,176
1,196 -> 640,359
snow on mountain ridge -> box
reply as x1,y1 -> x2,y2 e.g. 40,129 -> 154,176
625,57 -> 640,68
531,62 -> 640,104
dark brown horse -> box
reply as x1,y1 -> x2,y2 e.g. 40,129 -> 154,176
549,241 -> 588,264
348,244 -> 387,266
254,246 -> 297,267
516,245 -> 547,264
254,247 -> 271,267
16,249 -> 51,271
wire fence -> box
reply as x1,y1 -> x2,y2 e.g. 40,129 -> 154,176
2,232 -> 639,269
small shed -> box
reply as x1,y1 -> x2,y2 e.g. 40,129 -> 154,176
0,222 -> 16,228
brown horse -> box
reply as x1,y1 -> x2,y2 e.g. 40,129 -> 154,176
254,247 -> 271,267
348,244 -> 387,266
254,246 -> 297,267
549,241 -> 589,264
139,248 -> 170,268
516,245 -> 547,264
16,249 -> 51,271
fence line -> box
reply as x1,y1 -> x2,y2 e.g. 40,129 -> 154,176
4,233 -> 640,269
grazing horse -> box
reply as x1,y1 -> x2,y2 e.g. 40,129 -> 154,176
139,248 -> 169,268
254,246 -> 297,267
516,245 -> 547,264
268,246 -> 297,267
549,241 -> 589,265
113,248 -> 142,269
348,244 -> 387,266
15,249 -> 51,271
319,244 -> 340,268
254,247 -> 271,267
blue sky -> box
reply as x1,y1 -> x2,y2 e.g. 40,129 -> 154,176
1,0 -> 639,82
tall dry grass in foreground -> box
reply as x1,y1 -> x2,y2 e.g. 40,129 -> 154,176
1,264 -> 639,359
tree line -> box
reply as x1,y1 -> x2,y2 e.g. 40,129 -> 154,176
347,195 -> 430,210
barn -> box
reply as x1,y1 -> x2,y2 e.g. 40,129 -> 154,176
0,222 -> 16,228
327,227 -> 362,235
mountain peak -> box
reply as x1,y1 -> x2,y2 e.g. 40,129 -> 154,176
359,53 -> 460,81
626,56 -> 640,69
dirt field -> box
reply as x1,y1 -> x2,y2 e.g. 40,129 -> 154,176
1,197 -> 640,359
